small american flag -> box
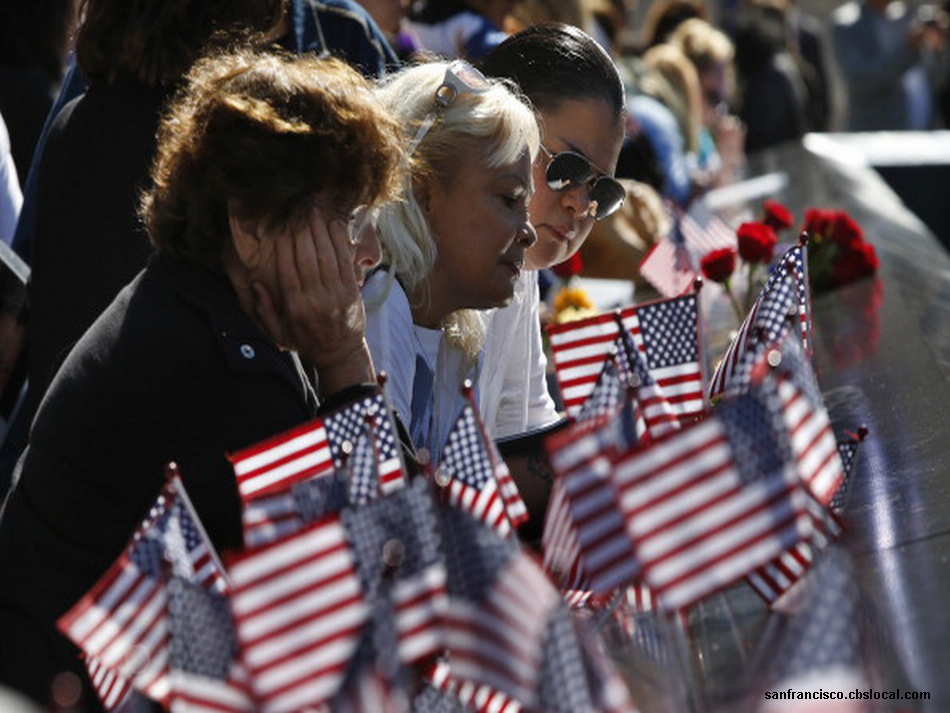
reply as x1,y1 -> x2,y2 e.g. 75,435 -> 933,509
832,428 -> 866,514
548,293 -> 705,422
745,492 -> 843,606
229,389 -> 406,501
615,387 -> 811,610
436,401 -> 527,537
542,413 -> 633,595
614,325 -> 681,441
226,516 -> 368,713
640,203 -> 736,298
57,476 -> 235,710
231,389 -> 408,545
770,335 -> 844,505
439,507 -> 560,708
708,262 -> 799,399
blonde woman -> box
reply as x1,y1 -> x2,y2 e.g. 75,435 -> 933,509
363,60 -> 539,460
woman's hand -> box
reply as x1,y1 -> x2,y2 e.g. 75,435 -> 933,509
252,205 -> 375,395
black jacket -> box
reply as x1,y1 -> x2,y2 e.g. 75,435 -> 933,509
0,253 -> 357,709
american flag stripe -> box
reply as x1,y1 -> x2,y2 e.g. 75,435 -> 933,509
228,519 -> 367,713
378,456 -> 405,491
428,660 -> 522,713
241,492 -> 303,548
59,557 -> 171,699
746,543 -> 814,604
777,379 -> 843,505
639,238 -> 698,298
494,462 -> 528,528
169,670 -> 253,713
566,456 -> 639,593
230,421 -> 333,500
448,479 -> 510,537
549,299 -> 703,420
445,555 -> 558,707
708,302 -> 758,398
393,566 -> 449,664
614,418 -> 809,610
85,656 -> 132,711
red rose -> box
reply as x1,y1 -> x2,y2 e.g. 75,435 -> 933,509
762,199 -> 794,231
701,248 -> 737,283
830,211 -> 864,250
551,251 -> 583,279
803,208 -> 835,241
832,240 -> 879,286
736,222 -> 778,264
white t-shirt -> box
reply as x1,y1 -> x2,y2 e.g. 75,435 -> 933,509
478,271 -> 560,440
363,270 -> 476,462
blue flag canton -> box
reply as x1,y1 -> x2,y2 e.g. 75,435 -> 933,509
615,329 -> 655,388
637,296 -> 698,371
348,429 -> 379,506
753,272 -> 797,344
718,388 -> 791,486
343,479 -> 443,594
438,505 -> 517,601
538,605 -> 593,713
439,406 -> 493,488
412,684 -> 467,713
776,333 -> 823,407
769,548 -> 862,683
324,392 -> 396,470
167,576 -> 236,679
576,360 -> 624,424
292,470 -> 349,522
128,491 -> 177,577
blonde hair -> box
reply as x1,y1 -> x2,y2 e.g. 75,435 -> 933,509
641,43 -> 703,153
372,61 -> 540,357
669,18 -> 734,74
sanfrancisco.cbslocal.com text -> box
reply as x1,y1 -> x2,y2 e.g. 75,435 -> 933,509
764,688 -> 930,701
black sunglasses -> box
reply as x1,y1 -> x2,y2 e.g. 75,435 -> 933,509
540,144 -> 625,221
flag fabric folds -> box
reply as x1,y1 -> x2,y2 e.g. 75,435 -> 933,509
437,399 -> 528,537
612,387 -> 811,610
231,388 -> 409,546
226,515 -> 368,713
709,243 -> 812,399
57,476 -> 247,712
229,388 -> 406,502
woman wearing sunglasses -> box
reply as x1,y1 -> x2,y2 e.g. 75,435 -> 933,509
363,60 -> 539,460
477,23 -> 627,442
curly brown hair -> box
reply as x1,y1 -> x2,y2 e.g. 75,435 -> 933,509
141,49 -> 406,269
76,0 -> 286,88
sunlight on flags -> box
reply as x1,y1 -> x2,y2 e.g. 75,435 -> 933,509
57,471 -> 249,712
548,292 -> 706,422
434,383 -> 527,537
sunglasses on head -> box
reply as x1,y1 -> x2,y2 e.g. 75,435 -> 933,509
540,144 -> 625,221
407,61 -> 491,156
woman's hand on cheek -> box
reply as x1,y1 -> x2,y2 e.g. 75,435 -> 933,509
253,206 -> 375,395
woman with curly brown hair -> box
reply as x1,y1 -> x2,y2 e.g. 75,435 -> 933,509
0,49 -> 404,710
